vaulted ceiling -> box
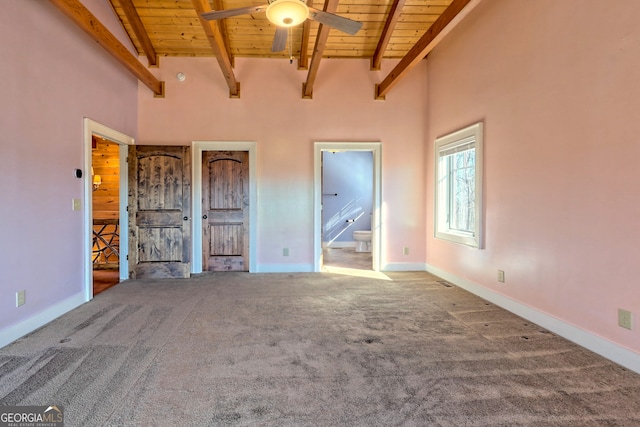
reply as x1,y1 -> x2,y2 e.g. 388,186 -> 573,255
108,0 -> 451,60
49,0 -> 479,98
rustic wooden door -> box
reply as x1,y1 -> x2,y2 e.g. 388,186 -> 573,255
202,151 -> 249,271
128,145 -> 191,279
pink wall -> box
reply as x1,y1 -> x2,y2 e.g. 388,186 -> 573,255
426,0 -> 640,352
138,57 -> 428,270
0,1 -> 138,335
2,0 -> 636,365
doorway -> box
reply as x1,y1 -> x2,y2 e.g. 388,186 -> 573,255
192,141 -> 257,274
314,142 -> 382,272
201,151 -> 250,271
128,145 -> 192,279
91,136 -> 121,293
83,119 -> 133,300
321,150 -> 373,271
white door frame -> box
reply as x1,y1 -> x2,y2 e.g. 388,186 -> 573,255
314,142 -> 382,272
191,141 -> 257,273
83,119 -> 134,301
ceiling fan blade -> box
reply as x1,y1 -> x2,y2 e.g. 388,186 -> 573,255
271,27 -> 288,52
308,7 -> 363,35
201,5 -> 267,21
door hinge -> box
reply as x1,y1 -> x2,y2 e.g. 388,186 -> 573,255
126,205 -> 129,212
126,255 -> 129,261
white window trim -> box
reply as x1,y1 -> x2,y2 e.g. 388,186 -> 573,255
434,122 -> 483,248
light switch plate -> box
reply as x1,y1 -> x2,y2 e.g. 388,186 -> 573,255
72,198 -> 81,211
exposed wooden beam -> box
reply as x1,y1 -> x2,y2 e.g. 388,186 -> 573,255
302,0 -> 339,99
297,0 -> 315,70
212,0 -> 234,68
192,0 -> 240,98
375,0 -> 481,100
48,0 -> 164,97
371,0 -> 406,71
118,0 -> 158,67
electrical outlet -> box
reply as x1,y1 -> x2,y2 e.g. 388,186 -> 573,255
16,290 -> 25,307
497,270 -> 505,283
403,247 -> 409,256
618,308 -> 633,330
283,248 -> 289,257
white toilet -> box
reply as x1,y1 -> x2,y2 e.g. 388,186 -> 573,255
353,230 -> 372,252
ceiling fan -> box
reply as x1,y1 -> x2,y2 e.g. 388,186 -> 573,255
201,0 -> 363,53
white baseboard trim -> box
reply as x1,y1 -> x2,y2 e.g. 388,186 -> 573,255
0,292 -> 87,349
382,262 -> 428,272
256,264 -> 315,273
425,264 -> 640,375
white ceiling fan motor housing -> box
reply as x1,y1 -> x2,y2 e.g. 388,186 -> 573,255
266,0 -> 309,27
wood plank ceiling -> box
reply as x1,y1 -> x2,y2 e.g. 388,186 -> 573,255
49,0 -> 480,98
109,0 -> 453,60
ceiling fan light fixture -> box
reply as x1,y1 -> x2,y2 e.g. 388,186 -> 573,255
266,0 -> 309,27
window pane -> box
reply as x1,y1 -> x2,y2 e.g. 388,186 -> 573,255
450,148 -> 475,233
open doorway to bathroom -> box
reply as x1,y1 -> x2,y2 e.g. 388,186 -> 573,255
322,150 -> 373,271
314,142 -> 381,273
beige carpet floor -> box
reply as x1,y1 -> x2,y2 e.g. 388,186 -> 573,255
1,270 -> 640,426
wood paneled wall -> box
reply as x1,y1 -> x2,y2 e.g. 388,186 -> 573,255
92,137 -> 120,219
